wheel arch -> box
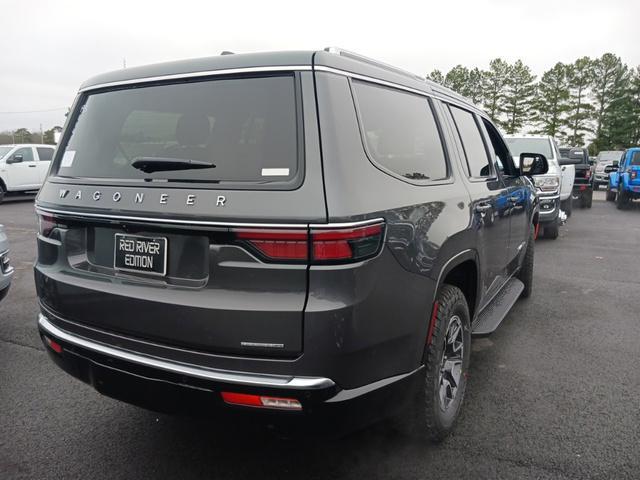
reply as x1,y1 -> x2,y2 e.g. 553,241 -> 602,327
433,248 -> 480,321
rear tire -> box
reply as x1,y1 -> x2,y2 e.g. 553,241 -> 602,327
606,185 -> 616,202
616,189 -> 629,210
0,184 -> 5,204
544,220 -> 559,239
396,284 -> 471,442
517,229 -> 535,298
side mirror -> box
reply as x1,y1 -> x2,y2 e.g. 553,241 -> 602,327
604,165 -> 618,173
6,154 -> 23,164
519,153 -> 549,177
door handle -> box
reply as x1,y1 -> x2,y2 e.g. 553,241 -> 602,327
28,164 -> 37,168
475,203 -> 491,213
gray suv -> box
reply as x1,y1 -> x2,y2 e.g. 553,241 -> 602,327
35,48 -> 548,440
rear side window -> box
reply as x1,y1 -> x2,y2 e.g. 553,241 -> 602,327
57,75 -> 300,188
631,151 -> 640,166
449,106 -> 491,178
37,147 -> 54,161
352,80 -> 447,182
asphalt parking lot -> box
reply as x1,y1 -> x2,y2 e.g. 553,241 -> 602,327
1,192 -> 639,480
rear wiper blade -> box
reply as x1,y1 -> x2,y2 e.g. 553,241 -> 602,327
131,157 -> 216,173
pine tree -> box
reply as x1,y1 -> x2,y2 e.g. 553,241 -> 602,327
503,60 -> 536,134
482,58 -> 510,126
565,57 -> 594,146
591,53 -> 627,150
444,65 -> 470,95
466,67 -> 484,105
532,63 -> 570,139
427,70 -> 445,85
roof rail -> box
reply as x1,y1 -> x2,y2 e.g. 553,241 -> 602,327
324,47 -> 425,82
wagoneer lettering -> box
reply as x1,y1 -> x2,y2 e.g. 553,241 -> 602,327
35,48 -> 547,440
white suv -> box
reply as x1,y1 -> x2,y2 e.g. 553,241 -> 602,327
0,144 -> 55,203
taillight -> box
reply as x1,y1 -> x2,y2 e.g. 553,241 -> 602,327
310,223 -> 384,262
632,171 -> 638,180
232,221 -> 385,264
234,229 -> 308,261
37,213 -> 57,237
585,169 -> 591,179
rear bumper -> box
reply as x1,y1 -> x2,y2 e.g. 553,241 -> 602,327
37,312 -> 422,434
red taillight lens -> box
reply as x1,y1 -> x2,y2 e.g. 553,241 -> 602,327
37,213 -> 57,237
632,171 -> 638,180
585,169 -> 591,179
232,221 -> 385,264
311,223 -> 384,262
43,335 -> 63,353
233,228 -> 308,261
221,392 -> 302,411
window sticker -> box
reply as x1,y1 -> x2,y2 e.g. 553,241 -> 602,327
60,150 -> 76,168
261,168 -> 290,176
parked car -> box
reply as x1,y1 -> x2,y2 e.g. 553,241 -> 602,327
593,150 -> 624,190
606,147 -> 640,208
505,135 -> 572,238
560,147 -> 593,208
0,225 -> 13,302
34,48 -> 548,441
0,144 -> 55,203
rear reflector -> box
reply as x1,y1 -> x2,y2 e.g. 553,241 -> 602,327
44,336 -> 63,353
221,392 -> 302,411
232,221 -> 385,264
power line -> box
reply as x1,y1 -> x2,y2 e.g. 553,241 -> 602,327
0,107 -> 67,115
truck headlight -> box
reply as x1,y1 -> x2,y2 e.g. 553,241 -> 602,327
534,175 -> 560,192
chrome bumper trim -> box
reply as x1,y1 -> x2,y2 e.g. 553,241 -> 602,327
38,314 -> 335,390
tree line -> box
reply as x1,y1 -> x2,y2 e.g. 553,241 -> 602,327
428,53 -> 640,152
0,126 -> 62,145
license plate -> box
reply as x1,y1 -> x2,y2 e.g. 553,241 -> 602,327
114,234 -> 167,276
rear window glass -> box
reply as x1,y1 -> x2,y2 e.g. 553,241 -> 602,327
57,75 -> 300,187
37,147 -> 54,161
352,80 -> 447,182
505,138 -> 553,159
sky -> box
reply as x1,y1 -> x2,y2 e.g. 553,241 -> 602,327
1,0 -> 639,132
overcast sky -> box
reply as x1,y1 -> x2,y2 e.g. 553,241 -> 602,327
1,0 -> 639,132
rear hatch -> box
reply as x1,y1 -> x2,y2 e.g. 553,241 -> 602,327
35,71 -> 326,358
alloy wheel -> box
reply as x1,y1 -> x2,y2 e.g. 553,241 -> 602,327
438,315 -> 464,411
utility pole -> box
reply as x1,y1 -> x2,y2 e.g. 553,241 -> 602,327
40,123 -> 43,144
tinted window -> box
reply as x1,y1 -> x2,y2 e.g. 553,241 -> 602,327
631,151 -> 640,166
13,147 -> 34,162
449,106 -> 491,177
37,147 -> 54,161
352,80 -> 447,182
57,75 -> 299,187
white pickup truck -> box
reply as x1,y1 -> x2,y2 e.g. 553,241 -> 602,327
0,144 -> 55,203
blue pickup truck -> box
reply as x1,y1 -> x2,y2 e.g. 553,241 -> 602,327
606,148 -> 640,209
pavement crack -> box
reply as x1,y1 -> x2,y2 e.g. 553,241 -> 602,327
0,336 -> 42,352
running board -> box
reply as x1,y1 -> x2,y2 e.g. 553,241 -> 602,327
472,277 -> 524,336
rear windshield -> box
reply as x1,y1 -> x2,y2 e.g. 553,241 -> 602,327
505,138 -> 553,159
0,146 -> 12,159
56,75 -> 300,187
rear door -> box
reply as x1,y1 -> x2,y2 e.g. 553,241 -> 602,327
628,150 -> 640,186
35,71 -> 325,358
445,104 -> 511,304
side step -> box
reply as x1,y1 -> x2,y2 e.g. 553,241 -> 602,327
471,277 -> 524,336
